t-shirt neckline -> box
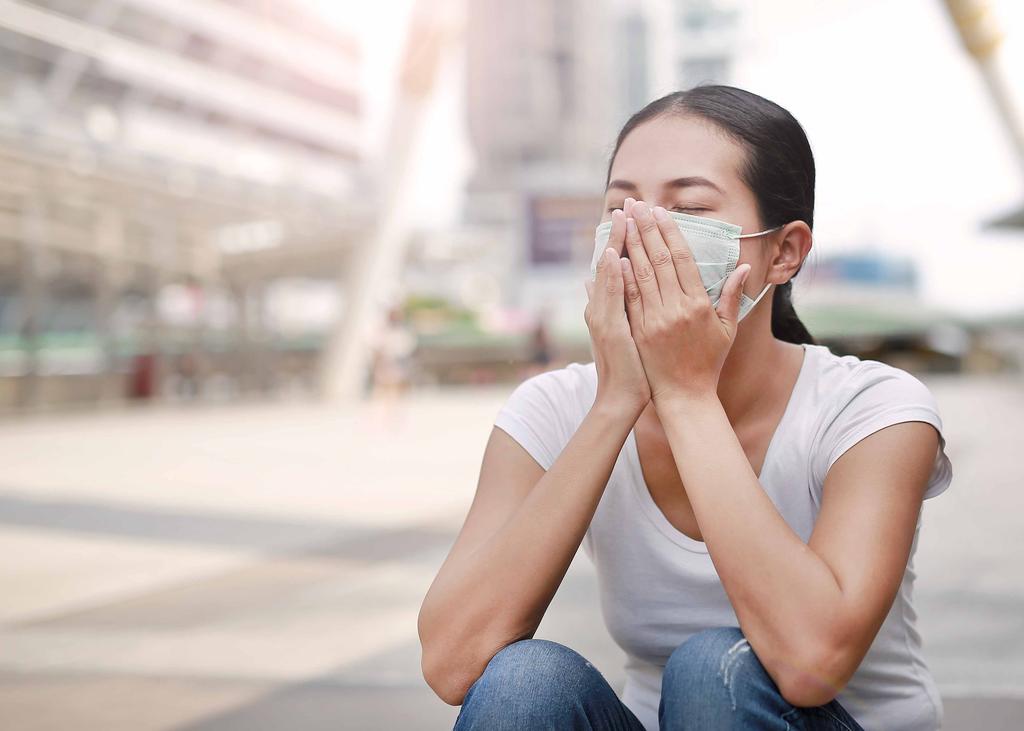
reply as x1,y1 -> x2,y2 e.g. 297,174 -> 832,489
625,342 -> 815,554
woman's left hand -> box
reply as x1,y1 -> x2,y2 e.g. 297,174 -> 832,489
619,198 -> 752,406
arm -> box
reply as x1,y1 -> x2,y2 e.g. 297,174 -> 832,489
418,400 -> 640,705
657,392 -> 937,706
616,200 -> 940,706
419,206 -> 649,706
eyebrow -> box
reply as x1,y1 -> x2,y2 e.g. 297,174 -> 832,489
606,176 -> 724,195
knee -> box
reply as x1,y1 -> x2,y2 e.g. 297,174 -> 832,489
664,626 -> 748,685
454,639 -> 609,730
661,627 -> 778,720
463,638 -> 599,708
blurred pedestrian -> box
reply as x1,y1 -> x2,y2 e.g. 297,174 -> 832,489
522,307 -> 554,378
371,305 -> 417,396
368,305 -> 418,431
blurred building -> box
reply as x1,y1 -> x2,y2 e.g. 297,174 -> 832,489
391,0 -> 743,384
463,0 -> 615,324
670,0 -> 740,90
626,0 -> 741,110
457,0 -> 741,346
0,0 -> 364,409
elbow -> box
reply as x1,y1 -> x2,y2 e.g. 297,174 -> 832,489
777,673 -> 840,709
422,652 -> 473,707
418,596 -> 528,707
419,615 -> 471,706
773,639 -> 856,709
422,643 -> 499,707
418,618 -> 485,707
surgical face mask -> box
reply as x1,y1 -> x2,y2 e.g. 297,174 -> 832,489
590,211 -> 781,322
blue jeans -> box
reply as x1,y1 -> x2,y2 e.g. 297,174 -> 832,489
453,626 -> 865,730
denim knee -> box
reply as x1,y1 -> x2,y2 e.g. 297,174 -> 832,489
660,627 -> 781,726
664,627 -> 749,683
455,638 -> 606,727
660,628 -> 865,731
484,638 -> 595,688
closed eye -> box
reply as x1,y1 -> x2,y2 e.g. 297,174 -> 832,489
605,206 -> 709,214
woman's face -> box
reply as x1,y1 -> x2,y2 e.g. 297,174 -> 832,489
601,113 -> 769,272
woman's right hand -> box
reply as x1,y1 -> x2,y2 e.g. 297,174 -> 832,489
584,207 -> 651,420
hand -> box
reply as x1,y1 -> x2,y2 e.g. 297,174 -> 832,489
618,198 -> 752,405
584,208 -> 651,418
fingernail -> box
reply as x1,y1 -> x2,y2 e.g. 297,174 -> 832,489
626,217 -> 638,235
652,206 -> 668,221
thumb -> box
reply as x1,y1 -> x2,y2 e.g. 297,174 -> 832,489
717,264 -> 751,327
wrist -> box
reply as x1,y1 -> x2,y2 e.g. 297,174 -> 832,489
652,387 -> 720,412
592,395 -> 647,425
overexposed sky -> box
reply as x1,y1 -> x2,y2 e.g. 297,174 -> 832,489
308,0 -> 1024,316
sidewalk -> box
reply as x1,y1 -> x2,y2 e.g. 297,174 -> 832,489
0,373 -> 1021,729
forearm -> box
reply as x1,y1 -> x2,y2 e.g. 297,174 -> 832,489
420,400 -> 639,701
657,392 -> 850,695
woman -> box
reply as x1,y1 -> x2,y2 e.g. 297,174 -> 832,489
417,85 -> 952,731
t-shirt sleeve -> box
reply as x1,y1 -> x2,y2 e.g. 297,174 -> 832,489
813,365 -> 953,500
493,368 -> 581,471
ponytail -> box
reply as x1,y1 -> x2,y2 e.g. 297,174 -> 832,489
770,281 -> 815,345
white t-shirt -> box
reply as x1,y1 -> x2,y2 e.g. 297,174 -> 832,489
492,342 -> 953,731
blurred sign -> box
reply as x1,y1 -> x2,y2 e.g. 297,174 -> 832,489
816,252 -> 918,289
527,195 -> 602,266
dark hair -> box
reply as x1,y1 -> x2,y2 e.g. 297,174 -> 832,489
604,85 -> 816,345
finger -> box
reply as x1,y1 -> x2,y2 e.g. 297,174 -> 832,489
717,263 -> 751,330
620,256 -> 644,331
592,245 -> 613,322
652,206 -> 705,297
609,208 -> 627,257
591,209 -> 627,283
623,197 -> 636,218
603,248 -> 625,316
624,215 -> 662,307
593,243 -> 606,317
632,202 -> 683,306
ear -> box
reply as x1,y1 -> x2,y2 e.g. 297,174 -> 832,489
766,221 -> 812,285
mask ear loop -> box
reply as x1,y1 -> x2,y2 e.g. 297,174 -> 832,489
735,224 -> 785,240
734,224 -> 783,314
748,281 -> 773,308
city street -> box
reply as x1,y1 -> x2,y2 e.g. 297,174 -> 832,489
1,371 -> 1022,730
